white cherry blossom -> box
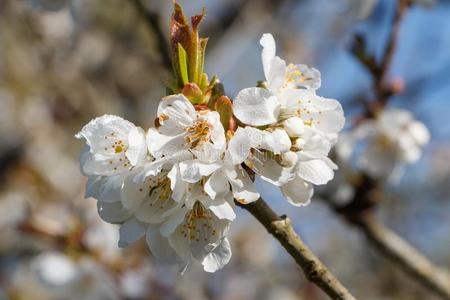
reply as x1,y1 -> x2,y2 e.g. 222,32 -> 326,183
231,33 -> 344,206
337,108 -> 430,180
234,34 -> 344,136
76,115 -> 147,176
75,30 -> 346,274
147,94 -> 225,163
157,184 -> 235,273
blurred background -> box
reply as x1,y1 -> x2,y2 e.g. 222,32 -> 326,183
0,0 -> 449,299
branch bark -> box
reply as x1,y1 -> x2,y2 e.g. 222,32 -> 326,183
352,213 -> 450,300
375,0 -> 410,104
236,198 -> 357,300
321,179 -> 450,300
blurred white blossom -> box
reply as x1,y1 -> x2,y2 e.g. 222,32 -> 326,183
337,108 -> 429,181
12,252 -> 119,300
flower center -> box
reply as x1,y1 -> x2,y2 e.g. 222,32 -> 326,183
104,133 -> 132,171
185,119 -> 212,148
285,64 -> 305,86
149,177 -> 171,201
180,201 -> 216,242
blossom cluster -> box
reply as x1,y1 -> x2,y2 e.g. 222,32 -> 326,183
76,33 -> 344,273
337,108 -> 429,181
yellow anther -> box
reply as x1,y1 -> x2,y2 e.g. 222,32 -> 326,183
185,119 -> 211,148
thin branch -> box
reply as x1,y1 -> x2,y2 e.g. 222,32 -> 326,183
236,198 -> 357,300
321,182 -> 450,300
375,0 -> 410,104
352,213 -> 450,300
351,0 -> 411,118
131,0 -> 172,71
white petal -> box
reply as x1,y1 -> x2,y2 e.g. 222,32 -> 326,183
119,218 -> 146,248
281,176 -> 314,206
168,164 -> 187,202
359,142 -> 397,178
160,207 -> 189,237
283,117 -> 305,137
252,155 -> 293,186
204,170 -> 229,200
97,175 -> 124,203
297,128 -> 332,160
146,228 -> 180,264
228,127 -> 290,162
296,158 -> 335,185
121,172 -> 146,210
308,97 -> 345,134
85,175 -> 103,199
403,145 -> 421,163
75,114 -> 134,153
167,228 -> 191,271
79,148 -> 128,176
280,151 -> 298,167
335,133 -> 355,162
227,166 -> 260,203
208,200 -> 236,221
134,187 -> 179,224
147,128 -> 187,159
379,109 -> 412,129
202,238 -> 232,273
134,150 -> 193,182
261,129 -> 291,154
190,214 -> 230,263
233,87 -> 280,126
260,33 -> 276,80
267,56 -> 287,91
409,121 -> 430,146
126,127 -> 147,166
157,94 -> 196,133
227,127 -> 261,165
203,111 -> 226,151
97,201 -> 132,224
285,64 -> 321,90
179,160 -> 222,183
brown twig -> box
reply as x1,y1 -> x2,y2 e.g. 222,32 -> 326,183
352,0 -> 411,118
236,198 -> 357,300
375,0 -> 410,105
321,186 -> 450,300
352,213 -> 450,299
131,0 -> 172,71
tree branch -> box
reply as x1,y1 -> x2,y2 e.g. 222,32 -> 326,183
321,180 -> 450,300
236,198 -> 357,300
352,213 -> 450,300
351,0 -> 411,119
375,0 -> 410,104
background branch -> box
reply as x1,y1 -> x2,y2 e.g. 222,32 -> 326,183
352,213 -> 450,300
323,185 -> 450,300
329,1 -> 450,298
236,198 -> 357,300
352,0 -> 411,118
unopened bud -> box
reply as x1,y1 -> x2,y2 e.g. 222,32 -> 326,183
283,117 -> 305,137
280,151 -> 298,167
390,77 -> 405,94
293,138 -> 306,150
182,83 -> 204,104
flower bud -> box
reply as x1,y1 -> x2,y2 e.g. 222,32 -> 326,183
182,83 -> 204,104
283,117 -> 304,137
293,138 -> 306,150
280,151 -> 298,167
